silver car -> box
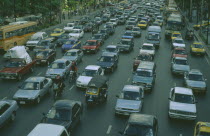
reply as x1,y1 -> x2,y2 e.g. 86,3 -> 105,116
62,49 -> 83,64
45,59 -> 71,79
115,85 -> 144,116
184,69 -> 207,93
0,99 -> 18,127
13,76 -> 53,104
171,57 -> 190,75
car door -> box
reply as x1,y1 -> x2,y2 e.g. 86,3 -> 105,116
39,81 -> 46,97
43,78 -> 50,94
65,61 -> 71,74
78,50 -> 83,62
71,104 -> 81,129
0,103 -> 11,124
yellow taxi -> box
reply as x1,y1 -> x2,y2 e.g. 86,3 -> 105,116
156,19 -> 163,27
171,31 -> 182,40
138,20 -> 148,29
50,28 -> 65,38
190,42 -> 206,55
193,21 -> 210,30
194,122 -> 210,136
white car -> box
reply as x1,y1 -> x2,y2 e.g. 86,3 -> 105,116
69,29 -> 84,39
26,32 -> 48,49
172,38 -> 186,49
63,22 -> 75,32
76,65 -> 104,88
139,43 -> 155,57
168,87 -> 197,120
110,18 -> 118,26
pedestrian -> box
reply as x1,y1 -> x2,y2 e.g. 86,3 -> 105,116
62,12 -> 65,20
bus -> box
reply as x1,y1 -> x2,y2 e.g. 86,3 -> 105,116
0,21 -> 37,52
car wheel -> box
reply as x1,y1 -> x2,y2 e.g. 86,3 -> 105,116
10,112 -> 16,121
36,96 -> 41,104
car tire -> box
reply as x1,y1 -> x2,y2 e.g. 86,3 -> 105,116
36,96 -> 41,104
10,112 -> 16,122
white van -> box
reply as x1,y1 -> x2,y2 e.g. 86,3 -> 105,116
27,123 -> 70,136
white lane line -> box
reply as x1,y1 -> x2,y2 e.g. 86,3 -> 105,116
205,56 -> 210,65
37,72 -> 42,76
69,85 -> 75,91
127,78 -> 130,82
106,125 -> 112,134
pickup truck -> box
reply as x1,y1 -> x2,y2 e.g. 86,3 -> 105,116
0,58 -> 36,80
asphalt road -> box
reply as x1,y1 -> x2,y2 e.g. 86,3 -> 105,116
0,8 -> 210,136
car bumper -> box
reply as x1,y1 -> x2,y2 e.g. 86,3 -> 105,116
115,109 -> 140,116
82,49 -> 96,53
14,98 -> 36,104
172,69 -> 186,75
169,112 -> 196,120
0,74 -> 18,80
76,83 -> 88,88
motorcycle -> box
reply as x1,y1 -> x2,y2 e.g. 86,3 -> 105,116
53,83 -> 64,100
69,70 -> 77,83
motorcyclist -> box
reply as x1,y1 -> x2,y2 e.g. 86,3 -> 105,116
53,75 -> 65,96
69,61 -> 78,79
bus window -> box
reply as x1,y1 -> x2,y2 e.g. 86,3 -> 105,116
5,31 -> 14,38
16,29 -> 24,36
28,26 -> 35,33
0,31 -> 3,40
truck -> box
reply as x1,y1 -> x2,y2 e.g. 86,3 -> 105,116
0,46 -> 36,80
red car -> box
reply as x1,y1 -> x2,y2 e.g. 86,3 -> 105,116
133,53 -> 153,71
172,48 -> 187,58
82,40 -> 101,53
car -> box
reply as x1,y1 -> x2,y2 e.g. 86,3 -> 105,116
103,45 -> 119,58
102,16 -> 109,23
139,43 -> 155,58
45,59 -> 72,79
80,16 -> 90,24
33,38 -> 56,52
96,52 -> 118,73
91,34 -> 105,45
0,99 -> 18,127
94,17 -> 102,25
34,49 -> 56,65
172,48 -> 188,58
168,87 -> 197,120
62,49 -> 83,64
156,19 -> 163,27
125,21 -> 136,30
132,27 -> 141,37
82,40 -> 101,54
194,122 -> 210,136
26,32 -> 48,50
138,20 -> 148,29
104,24 -> 115,35
172,38 -> 186,49
171,57 -> 190,75
185,28 -> 194,40
69,29 -> 84,39
119,113 -> 158,136
117,38 -> 134,53
152,21 -> 161,27
109,18 -> 118,26
115,85 -> 144,116
118,17 -> 126,25
132,61 -> 156,92
146,32 -> 160,48
98,29 -> 109,39
63,22 -> 75,32
61,38 -> 81,53
184,69 -> 207,93
171,31 -> 182,40
13,76 -> 53,104
50,28 -> 65,39
190,42 -> 206,56
122,31 -> 134,39
83,23 -> 93,32
41,100 -> 83,132
55,34 -> 71,47
133,53 -> 154,71
76,65 -> 104,89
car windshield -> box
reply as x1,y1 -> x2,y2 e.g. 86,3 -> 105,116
50,62 -> 65,69
142,45 -> 153,50
124,124 -> 153,136
53,30 -> 61,33
174,93 -> 194,104
174,39 -> 184,44
122,91 -> 141,100
140,21 -> 146,24
188,74 -> 204,81
174,49 -> 186,55
20,82 -> 40,90
128,22 -> 135,25
106,47 -> 116,52
72,30 -> 80,33
136,70 -> 152,77
65,40 -> 75,45
174,59 -> 188,65
67,24 -> 73,27
87,87 -> 98,94
121,40 -> 131,45
137,54 -> 153,61
199,132 -> 210,136
6,61 -> 25,68
99,56 -> 114,62
148,34 -> 159,40
173,33 -> 181,37
194,44 -> 204,48
46,107 -> 71,121
85,41 -> 96,46
65,52 -> 77,56
81,69 -> 97,76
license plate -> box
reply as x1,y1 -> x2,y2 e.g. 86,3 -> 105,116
19,101 -> 26,104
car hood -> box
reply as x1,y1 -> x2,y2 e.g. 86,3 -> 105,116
116,99 -> 142,110
62,44 -> 74,49
173,64 -> 190,71
140,50 -> 154,55
97,61 -> 114,68
69,33 -> 80,36
62,56 -> 77,61
13,89 -> 39,99
0,67 -> 22,73
170,101 -> 196,113
147,39 -> 159,44
46,69 -> 65,75
45,119 -> 70,128
186,80 -> 206,88
118,44 -> 130,48
133,75 -> 153,84
77,76 -> 92,85
173,43 -> 185,47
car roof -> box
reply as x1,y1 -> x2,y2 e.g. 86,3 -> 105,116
128,113 -> 156,127
28,123 -> 65,136
54,59 -> 69,63
174,87 -> 193,95
107,45 -> 117,48
137,61 -> 155,70
123,85 -> 141,92
189,69 -> 202,75
54,99 -> 79,109
101,52 -> 116,57
85,65 -> 101,70
26,76 -> 45,82
143,43 -> 154,46
66,49 -> 80,52
88,75 -> 108,88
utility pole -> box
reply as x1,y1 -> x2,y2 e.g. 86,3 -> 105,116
189,0 -> 192,22
14,0 -> 16,22
207,1 -> 210,44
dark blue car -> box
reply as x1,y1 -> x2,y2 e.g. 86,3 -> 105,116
122,31 -> 134,40
61,38 -> 81,53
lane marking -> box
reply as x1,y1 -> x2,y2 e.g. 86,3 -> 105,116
205,56 -> 210,66
127,78 -> 130,82
69,85 -> 75,91
106,125 -> 112,134
37,72 -> 42,76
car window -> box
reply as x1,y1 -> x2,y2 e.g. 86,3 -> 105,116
61,131 -> 68,136
71,104 -> 79,118
0,104 -> 10,115
40,82 -> 44,89
21,82 -> 40,90
43,79 -> 48,85
98,68 -> 102,75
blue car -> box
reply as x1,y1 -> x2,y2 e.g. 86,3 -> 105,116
122,31 -> 134,40
96,52 -> 118,73
61,38 -> 81,53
